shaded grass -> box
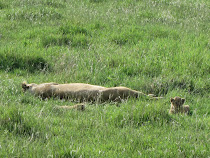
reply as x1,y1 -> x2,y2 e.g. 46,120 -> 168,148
0,53 -> 51,73
0,2 -> 8,9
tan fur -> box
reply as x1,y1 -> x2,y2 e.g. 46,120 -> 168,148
56,104 -> 85,111
169,96 -> 190,114
22,82 -> 163,102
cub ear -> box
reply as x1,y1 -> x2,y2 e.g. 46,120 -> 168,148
22,81 -> 29,91
170,98 -> 174,103
181,98 -> 185,104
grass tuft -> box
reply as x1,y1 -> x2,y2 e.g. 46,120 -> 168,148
144,76 -> 209,96
59,25 -> 90,36
111,25 -> 180,45
41,34 -> 89,48
106,101 -> 172,128
42,25 -> 91,48
0,107 -> 40,138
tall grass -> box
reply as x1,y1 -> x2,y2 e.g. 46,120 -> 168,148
0,0 -> 209,157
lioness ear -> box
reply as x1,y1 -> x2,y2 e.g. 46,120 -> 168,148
181,98 -> 185,104
170,98 -> 174,103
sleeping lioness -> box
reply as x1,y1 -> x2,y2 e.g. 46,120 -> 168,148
22,82 -> 163,102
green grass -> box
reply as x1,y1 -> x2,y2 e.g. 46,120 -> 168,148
0,0 -> 209,157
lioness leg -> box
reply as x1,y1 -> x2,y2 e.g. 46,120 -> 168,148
56,104 -> 85,111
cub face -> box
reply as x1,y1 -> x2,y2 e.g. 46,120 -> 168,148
169,96 -> 190,115
170,97 -> 185,109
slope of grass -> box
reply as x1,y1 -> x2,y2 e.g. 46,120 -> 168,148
0,0 -> 209,157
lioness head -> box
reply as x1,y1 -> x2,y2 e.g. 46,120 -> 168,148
22,81 -> 36,92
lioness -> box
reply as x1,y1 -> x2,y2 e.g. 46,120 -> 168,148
169,96 -> 190,114
22,82 -> 163,102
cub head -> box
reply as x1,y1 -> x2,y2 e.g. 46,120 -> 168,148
170,96 -> 185,108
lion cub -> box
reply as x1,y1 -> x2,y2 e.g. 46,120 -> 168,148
169,96 -> 190,114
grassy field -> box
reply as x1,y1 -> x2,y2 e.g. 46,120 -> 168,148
0,0 -> 209,157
